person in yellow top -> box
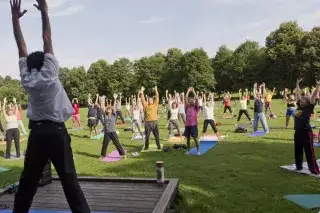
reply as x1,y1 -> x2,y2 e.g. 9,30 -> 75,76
237,89 -> 252,125
264,87 -> 275,113
139,86 -> 161,150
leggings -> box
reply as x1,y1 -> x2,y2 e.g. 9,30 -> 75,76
178,113 -> 186,124
169,119 -> 181,135
5,128 -> 20,159
101,132 -> 125,157
237,109 -> 251,121
202,119 -> 218,133
132,119 -> 144,136
224,106 -> 232,113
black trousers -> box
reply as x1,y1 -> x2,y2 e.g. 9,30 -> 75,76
0,121 -> 4,132
5,128 -> 20,159
237,109 -> 251,122
145,121 -> 161,149
202,119 -> 218,133
101,132 -> 125,157
224,106 -> 232,113
116,110 -> 125,123
294,130 -> 320,174
13,120 -> 90,213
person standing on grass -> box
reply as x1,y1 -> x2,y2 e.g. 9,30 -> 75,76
100,94 -> 126,160
264,87 -> 275,114
125,97 -> 131,118
237,89 -> 252,125
185,87 -> 200,155
95,94 -> 105,126
71,98 -> 81,129
10,0 -> 90,212
167,102 -> 183,139
131,103 -> 144,140
294,78 -> 320,175
202,93 -> 220,139
3,98 -> 21,159
115,93 -> 125,124
223,92 -> 232,118
253,83 -> 269,133
16,103 -> 27,135
178,92 -> 186,124
283,88 -> 296,129
140,86 -> 161,150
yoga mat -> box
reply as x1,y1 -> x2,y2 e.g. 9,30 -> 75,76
71,128 -> 82,131
248,131 -> 266,137
280,160 -> 320,178
314,143 -> 320,147
141,144 -> 163,152
189,141 -> 217,156
168,136 -> 184,143
0,211 -> 114,213
200,135 -> 219,141
284,194 -> 320,209
223,115 -> 233,119
102,151 -> 122,162
124,117 -> 131,121
91,133 -> 104,140
0,166 -> 10,174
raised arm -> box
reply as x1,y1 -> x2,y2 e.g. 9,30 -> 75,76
181,93 -> 185,104
253,83 -> 258,98
34,0 -> 53,55
310,80 -> 320,104
283,88 -> 289,102
95,94 -> 99,105
113,94 -> 118,113
239,89 -> 242,100
139,87 -> 147,107
2,98 -> 7,120
154,86 -> 159,105
272,87 -> 276,96
13,98 -> 18,116
295,78 -> 302,102
11,0 -> 28,58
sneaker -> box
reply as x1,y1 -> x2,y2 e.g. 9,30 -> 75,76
197,152 -> 201,155
157,146 -> 162,150
185,151 -> 190,155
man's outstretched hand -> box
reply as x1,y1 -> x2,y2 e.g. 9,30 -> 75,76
10,0 -> 27,19
33,0 -> 48,12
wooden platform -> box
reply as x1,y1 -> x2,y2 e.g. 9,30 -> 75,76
0,176 -> 179,213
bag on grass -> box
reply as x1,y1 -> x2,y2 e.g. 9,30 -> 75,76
235,126 -> 247,133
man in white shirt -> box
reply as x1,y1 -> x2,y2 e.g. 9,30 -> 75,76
10,1 -> 89,212
202,93 -> 220,138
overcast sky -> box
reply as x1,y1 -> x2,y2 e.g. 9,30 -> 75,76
0,0 -> 319,79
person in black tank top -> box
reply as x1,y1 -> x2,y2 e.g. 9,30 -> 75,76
293,78 -> 320,174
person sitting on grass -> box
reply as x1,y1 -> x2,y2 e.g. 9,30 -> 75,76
223,92 -> 232,118
253,83 -> 269,133
71,98 -> 81,129
202,93 -> 220,139
237,89 -> 252,125
168,102 -> 183,139
100,94 -> 126,161
2,98 -> 21,159
140,86 -> 161,150
283,88 -> 296,129
131,102 -> 144,140
294,78 -> 320,175
185,87 -> 200,155
115,93 -> 125,124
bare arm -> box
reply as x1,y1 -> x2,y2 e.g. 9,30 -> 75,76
310,81 -> 320,104
239,89 -> 242,100
296,80 -> 302,102
185,89 -> 191,103
11,0 -> 28,58
2,99 -> 7,120
203,94 -> 206,105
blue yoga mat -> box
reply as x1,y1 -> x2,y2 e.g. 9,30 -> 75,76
0,211 -> 114,213
189,141 -> 217,156
0,166 -> 10,173
91,133 -> 104,140
314,143 -> 320,147
284,194 -> 320,209
248,131 -> 266,137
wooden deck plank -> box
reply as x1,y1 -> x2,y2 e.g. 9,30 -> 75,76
0,177 -> 179,213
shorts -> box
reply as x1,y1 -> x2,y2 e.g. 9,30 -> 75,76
286,108 -> 296,117
184,125 -> 198,138
87,118 -> 97,128
72,114 -> 80,122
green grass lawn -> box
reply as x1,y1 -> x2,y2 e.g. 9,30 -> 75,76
1,99 -> 320,213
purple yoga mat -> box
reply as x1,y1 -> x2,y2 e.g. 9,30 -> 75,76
102,151 -> 121,162
248,131 -> 266,137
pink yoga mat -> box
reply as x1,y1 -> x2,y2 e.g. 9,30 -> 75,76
102,151 -> 121,162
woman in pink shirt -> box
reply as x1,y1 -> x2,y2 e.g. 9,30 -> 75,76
16,104 -> 27,135
223,92 -> 232,118
184,87 -> 200,155
72,98 -> 82,129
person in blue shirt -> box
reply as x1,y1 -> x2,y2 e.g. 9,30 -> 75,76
10,0 -> 89,212
253,83 -> 269,133
294,78 -> 320,175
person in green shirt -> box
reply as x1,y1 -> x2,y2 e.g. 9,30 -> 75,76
237,89 -> 252,125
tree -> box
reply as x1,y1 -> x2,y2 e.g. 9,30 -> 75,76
212,45 -> 234,93
266,21 -> 305,90
297,27 -> 320,86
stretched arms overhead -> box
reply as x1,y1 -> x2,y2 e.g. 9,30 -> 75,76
33,0 -> 53,55
11,0 -> 28,57
310,80 -> 320,104
295,78 -> 303,102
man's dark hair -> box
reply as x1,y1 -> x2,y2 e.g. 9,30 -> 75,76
27,51 -> 44,72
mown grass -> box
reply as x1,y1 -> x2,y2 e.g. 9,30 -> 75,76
1,100 -> 320,213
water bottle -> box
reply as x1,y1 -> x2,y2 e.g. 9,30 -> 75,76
156,161 -> 164,187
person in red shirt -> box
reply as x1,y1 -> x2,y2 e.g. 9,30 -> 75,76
223,92 -> 233,118
72,98 -> 81,129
